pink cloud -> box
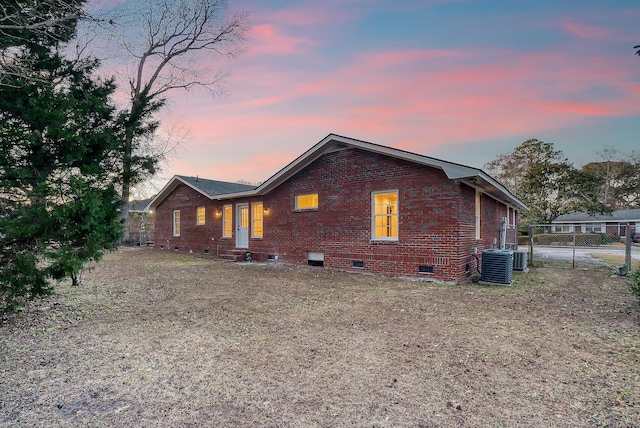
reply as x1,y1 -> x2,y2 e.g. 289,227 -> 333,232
266,6 -> 345,27
244,0 -> 361,27
524,101 -> 609,116
562,22 -> 613,40
157,35 -> 640,183
245,24 -> 316,56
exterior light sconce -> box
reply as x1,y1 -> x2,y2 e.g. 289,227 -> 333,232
215,210 -> 222,217
263,207 -> 269,215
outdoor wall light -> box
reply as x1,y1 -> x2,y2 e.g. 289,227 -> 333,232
215,210 -> 222,217
263,207 -> 269,215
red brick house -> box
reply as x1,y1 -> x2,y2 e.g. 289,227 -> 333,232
148,134 -> 527,282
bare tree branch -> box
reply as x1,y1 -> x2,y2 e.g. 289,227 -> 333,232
0,0 -> 118,88
119,0 -> 247,100
106,0 -> 248,242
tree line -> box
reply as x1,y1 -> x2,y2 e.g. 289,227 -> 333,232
484,140 -> 640,227
0,0 -> 247,314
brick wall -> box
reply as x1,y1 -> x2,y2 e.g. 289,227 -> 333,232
155,148 -> 514,282
154,185 -> 222,253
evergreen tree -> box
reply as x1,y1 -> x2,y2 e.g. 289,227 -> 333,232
0,0 -> 121,313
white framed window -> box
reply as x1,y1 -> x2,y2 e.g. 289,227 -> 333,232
372,190 -> 398,240
582,223 -> 604,233
172,210 -> 181,236
552,224 -> 572,233
222,204 -> 232,238
295,193 -> 318,210
196,206 -> 205,225
475,191 -> 481,240
251,202 -> 263,238
506,206 -> 516,227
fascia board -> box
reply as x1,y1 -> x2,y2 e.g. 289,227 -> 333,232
210,189 -> 258,200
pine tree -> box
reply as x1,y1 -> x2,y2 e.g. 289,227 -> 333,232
0,0 -> 122,313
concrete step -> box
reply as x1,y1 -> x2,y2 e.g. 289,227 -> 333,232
219,249 -> 250,262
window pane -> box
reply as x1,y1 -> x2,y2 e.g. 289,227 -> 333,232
296,193 -> 318,210
196,207 -> 205,225
223,205 -> 232,237
373,191 -> 398,239
173,210 -> 180,236
585,223 -> 603,233
240,206 -> 249,228
252,203 -> 263,238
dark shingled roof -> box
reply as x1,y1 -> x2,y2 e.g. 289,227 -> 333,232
177,175 -> 256,197
129,198 -> 154,212
553,208 -> 640,223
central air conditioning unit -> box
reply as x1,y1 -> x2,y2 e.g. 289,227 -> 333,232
480,249 -> 513,285
513,250 -> 528,271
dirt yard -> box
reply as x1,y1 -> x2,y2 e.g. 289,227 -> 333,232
1,248 -> 639,427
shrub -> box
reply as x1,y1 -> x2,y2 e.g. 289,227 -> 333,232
630,267 -> 640,309
531,233 -> 613,246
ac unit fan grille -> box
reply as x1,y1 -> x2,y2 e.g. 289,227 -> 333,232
480,249 -> 513,284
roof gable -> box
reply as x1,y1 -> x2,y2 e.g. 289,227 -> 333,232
149,134 -> 528,212
148,175 -> 255,209
251,134 -> 527,211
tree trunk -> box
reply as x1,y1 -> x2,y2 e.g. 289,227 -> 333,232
120,182 -> 131,243
120,101 -> 136,244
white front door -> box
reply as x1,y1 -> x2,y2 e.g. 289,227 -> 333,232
236,203 -> 249,248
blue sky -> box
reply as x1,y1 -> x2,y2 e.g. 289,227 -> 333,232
98,0 -> 640,185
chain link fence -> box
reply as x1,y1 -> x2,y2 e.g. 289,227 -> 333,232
525,224 -> 637,274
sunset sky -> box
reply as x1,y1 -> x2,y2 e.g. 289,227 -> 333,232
100,0 -> 640,186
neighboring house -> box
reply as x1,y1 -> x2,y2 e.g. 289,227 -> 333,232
552,209 -> 640,238
148,134 -> 527,282
128,198 -> 156,245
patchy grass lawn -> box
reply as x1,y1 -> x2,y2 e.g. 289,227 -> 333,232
1,248 -> 639,427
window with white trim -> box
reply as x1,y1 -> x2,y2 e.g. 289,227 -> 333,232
372,190 -> 398,240
172,210 -> 181,236
583,223 -> 604,233
506,206 -> 517,227
222,204 -> 232,238
252,202 -> 263,238
475,191 -> 481,239
552,224 -> 572,233
196,206 -> 205,225
295,193 -> 318,210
